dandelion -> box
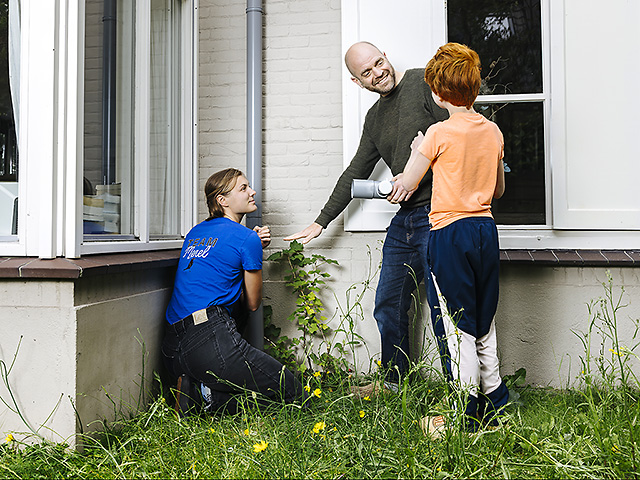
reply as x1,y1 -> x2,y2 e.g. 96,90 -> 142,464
209,428 -> 215,434
313,421 -> 326,434
359,410 -> 366,418
253,440 -> 268,453
244,428 -> 250,436
313,371 -> 322,378
313,388 -> 322,398
376,360 -> 382,368
5,434 -> 14,443
363,395 -> 371,401
304,385 -> 311,392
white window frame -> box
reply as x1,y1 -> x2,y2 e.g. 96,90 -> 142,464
0,0 -> 198,259
341,0 -> 640,250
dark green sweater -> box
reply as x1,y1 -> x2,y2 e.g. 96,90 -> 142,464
315,68 -> 448,228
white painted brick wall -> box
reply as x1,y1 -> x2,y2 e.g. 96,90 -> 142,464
198,0 -> 413,372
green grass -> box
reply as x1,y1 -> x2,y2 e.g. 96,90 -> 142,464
2,273 -> 638,479
1,369 -> 638,479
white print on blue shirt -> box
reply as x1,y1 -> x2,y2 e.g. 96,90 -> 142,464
183,237 -> 218,260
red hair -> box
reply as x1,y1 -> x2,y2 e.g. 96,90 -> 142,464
424,43 -> 481,108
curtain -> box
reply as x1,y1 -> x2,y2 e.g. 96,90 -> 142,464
149,0 -> 180,236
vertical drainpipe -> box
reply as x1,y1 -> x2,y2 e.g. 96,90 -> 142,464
245,0 -> 264,350
102,0 -> 117,185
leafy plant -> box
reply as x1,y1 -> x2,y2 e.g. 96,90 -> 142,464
262,304 -> 297,372
266,240 -> 338,375
266,240 -> 375,379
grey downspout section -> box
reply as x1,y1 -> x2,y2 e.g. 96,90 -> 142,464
245,0 -> 264,350
102,0 -> 117,185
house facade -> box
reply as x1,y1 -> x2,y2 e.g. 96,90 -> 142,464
0,0 -> 639,444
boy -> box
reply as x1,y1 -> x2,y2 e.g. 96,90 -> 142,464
400,43 -> 509,436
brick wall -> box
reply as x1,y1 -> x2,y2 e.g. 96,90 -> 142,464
197,0 -> 412,371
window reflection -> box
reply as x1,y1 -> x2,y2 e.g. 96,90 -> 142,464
477,102 -> 546,225
448,0 -> 542,95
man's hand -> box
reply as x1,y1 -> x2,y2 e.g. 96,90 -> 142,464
253,225 -> 271,249
284,222 -> 323,245
387,173 -> 414,204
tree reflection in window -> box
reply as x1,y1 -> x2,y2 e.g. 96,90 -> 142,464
448,0 -> 546,225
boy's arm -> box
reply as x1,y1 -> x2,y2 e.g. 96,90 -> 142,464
401,131 -> 432,193
493,159 -> 506,199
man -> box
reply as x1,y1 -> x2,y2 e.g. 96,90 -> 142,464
285,42 -> 448,394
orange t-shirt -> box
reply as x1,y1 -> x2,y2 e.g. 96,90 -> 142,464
418,112 -> 504,230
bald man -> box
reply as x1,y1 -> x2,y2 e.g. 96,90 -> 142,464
286,42 -> 448,394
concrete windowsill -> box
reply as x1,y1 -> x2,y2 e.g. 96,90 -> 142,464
0,250 -> 181,279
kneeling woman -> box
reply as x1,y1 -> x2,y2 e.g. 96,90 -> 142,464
162,168 -> 307,414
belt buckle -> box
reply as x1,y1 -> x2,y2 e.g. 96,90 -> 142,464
192,308 -> 208,325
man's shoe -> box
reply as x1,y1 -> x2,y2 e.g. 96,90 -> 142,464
420,415 -> 447,440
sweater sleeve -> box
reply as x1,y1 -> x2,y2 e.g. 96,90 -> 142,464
314,116 -> 381,228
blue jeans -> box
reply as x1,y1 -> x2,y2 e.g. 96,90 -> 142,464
162,305 -> 307,413
374,205 -> 436,384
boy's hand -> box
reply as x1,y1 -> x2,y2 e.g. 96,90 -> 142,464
253,225 -> 271,249
411,131 -> 425,151
387,173 -> 414,204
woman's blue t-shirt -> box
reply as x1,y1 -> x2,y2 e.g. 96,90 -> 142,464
165,217 -> 263,324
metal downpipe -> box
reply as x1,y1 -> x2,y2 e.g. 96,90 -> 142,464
245,0 -> 264,350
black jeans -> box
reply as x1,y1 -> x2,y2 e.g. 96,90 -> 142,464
162,305 -> 307,413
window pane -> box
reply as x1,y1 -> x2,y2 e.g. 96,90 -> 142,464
0,0 -> 18,236
447,0 -> 542,94
149,0 -> 181,238
477,102 -> 546,225
83,0 -> 135,237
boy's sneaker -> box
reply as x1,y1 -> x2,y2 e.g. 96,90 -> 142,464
174,374 -> 202,417
420,415 -> 447,440
349,381 -> 392,398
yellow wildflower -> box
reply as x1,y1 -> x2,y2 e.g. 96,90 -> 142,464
253,440 -> 268,453
376,360 -> 382,367
304,385 -> 311,392
209,428 -> 215,434
359,410 -> 365,418
313,371 -> 322,378
313,421 -> 326,434
313,388 -> 322,398
244,428 -> 250,436
5,434 -> 14,443
363,395 -> 371,401
612,445 -> 620,453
